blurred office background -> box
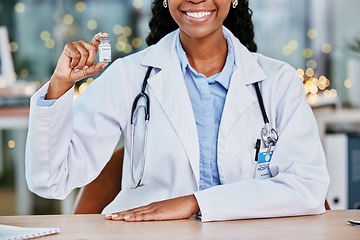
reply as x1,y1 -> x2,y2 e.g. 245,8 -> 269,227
1,0 -> 360,215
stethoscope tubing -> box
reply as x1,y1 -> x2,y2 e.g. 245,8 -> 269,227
254,82 -> 269,124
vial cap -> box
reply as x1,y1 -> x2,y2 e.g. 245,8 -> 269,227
100,37 -> 110,43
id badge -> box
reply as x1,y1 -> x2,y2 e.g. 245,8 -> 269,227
255,149 -> 274,179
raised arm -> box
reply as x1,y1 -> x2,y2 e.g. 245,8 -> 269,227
47,32 -> 109,99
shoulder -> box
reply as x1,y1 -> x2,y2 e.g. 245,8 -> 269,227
253,53 -> 301,91
226,27 -> 298,89
120,29 -> 179,68
254,53 -> 296,78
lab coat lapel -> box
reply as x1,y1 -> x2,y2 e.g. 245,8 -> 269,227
143,35 -> 200,187
219,29 -> 266,138
220,69 -> 257,138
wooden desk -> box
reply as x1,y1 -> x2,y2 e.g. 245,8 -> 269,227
0,211 -> 359,239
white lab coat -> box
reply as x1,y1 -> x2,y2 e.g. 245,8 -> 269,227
25,27 -> 329,222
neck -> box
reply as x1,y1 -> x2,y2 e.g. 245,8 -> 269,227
180,30 -> 228,77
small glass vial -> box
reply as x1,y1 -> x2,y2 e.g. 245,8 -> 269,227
99,37 -> 111,62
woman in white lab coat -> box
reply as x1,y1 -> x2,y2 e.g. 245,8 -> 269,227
25,0 -> 329,222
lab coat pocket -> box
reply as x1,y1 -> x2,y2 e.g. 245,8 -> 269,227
240,148 -> 258,179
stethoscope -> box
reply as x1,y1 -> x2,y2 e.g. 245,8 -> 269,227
129,66 -> 279,189
130,66 -> 152,189
254,82 -> 279,150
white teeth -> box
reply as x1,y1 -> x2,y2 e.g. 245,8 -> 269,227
186,11 -> 212,19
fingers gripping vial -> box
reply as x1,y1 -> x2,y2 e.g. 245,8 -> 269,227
99,37 -> 111,62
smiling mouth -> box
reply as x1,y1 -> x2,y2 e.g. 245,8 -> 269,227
184,11 -> 213,19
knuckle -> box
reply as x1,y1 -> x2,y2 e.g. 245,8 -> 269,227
74,53 -> 81,59
82,51 -> 89,57
89,45 -> 97,52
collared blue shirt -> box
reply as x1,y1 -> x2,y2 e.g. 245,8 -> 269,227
175,30 -> 235,190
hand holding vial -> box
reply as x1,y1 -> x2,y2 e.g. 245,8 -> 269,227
46,32 -> 110,99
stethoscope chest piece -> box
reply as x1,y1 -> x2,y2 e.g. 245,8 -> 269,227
261,123 -> 279,149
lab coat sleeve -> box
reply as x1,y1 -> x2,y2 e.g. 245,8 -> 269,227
25,59 -> 130,199
194,66 -> 330,222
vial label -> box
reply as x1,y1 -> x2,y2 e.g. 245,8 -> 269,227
99,38 -> 111,62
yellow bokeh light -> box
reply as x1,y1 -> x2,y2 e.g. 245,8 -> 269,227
9,42 -> 19,52
307,94 -> 319,105
45,39 -> 56,49
303,48 -> 314,58
86,78 -> 94,85
133,0 -> 144,9
322,43 -> 332,54
318,76 -> 328,90
304,81 -> 312,94
319,76 -> 327,82
304,85 -> 309,94
8,140 -> 15,149
15,3 -> 26,13
330,89 -> 337,97
307,28 -> 318,39
117,35 -> 128,43
311,77 -> 319,86
124,43 -> 133,54
34,81 -> 41,89
296,68 -> 305,77
87,20 -> 98,30
307,59 -> 317,69
122,26 -> 132,37
326,79 -> 331,87
63,14 -> 74,25
40,31 -> 51,41
344,79 -> 352,89
288,40 -> 299,50
318,82 -> 327,91
113,25 -> 123,35
132,38 -> 142,48
75,1 -> 86,12
79,82 -> 88,93
282,45 -> 292,55
116,41 -> 126,52
324,90 -> 331,98
305,68 -> 314,77
21,69 -> 29,78
309,85 -> 318,94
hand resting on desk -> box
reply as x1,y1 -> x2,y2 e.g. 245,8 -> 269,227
106,195 -> 200,221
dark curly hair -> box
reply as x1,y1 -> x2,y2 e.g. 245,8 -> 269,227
145,0 -> 257,52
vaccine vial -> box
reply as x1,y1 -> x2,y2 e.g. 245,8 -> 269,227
99,37 -> 111,62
